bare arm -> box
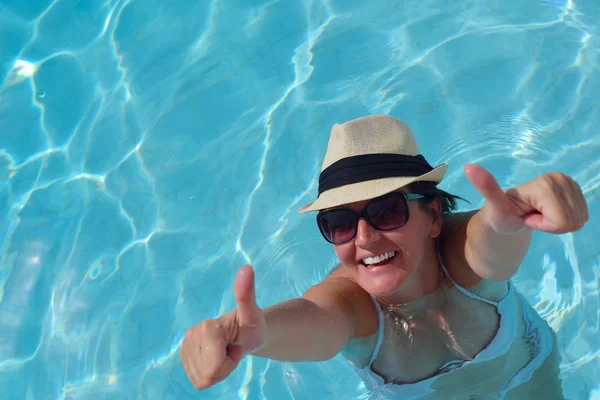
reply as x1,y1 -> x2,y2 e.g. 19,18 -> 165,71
465,206 -> 533,280
251,278 -> 378,361
441,167 -> 588,284
181,267 -> 377,390
441,209 -> 532,284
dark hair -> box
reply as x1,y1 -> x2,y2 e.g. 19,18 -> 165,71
407,181 -> 469,215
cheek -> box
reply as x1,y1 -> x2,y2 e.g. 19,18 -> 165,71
333,243 -> 355,264
404,236 -> 427,260
386,227 -> 428,257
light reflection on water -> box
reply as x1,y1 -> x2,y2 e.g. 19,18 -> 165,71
0,0 -> 598,399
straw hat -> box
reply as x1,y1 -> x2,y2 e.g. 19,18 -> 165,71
298,115 -> 448,213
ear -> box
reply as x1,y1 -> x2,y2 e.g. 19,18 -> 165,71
428,199 -> 443,238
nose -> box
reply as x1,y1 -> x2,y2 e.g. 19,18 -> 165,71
354,218 -> 381,246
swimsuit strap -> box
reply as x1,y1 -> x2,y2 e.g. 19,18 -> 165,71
437,251 -> 499,307
365,252 -> 502,368
368,295 -> 386,366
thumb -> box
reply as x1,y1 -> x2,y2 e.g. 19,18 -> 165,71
233,265 -> 261,328
464,164 -> 507,205
464,164 -> 518,216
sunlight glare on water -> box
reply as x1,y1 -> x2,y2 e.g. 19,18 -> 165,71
0,0 -> 599,399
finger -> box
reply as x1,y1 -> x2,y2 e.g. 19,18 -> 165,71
464,164 -> 509,205
522,187 -> 569,233
234,265 -> 261,328
567,178 -> 589,226
213,345 -> 244,382
522,212 -> 545,231
228,344 -> 244,365
181,332 -> 203,388
187,350 -> 203,388
526,216 -> 573,234
192,325 -> 234,388
464,164 -> 517,217
554,180 -> 577,232
553,174 -> 583,231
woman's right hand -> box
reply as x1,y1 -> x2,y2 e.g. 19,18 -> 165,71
180,265 -> 267,390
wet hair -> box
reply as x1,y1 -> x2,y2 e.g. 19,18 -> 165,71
407,181 -> 469,215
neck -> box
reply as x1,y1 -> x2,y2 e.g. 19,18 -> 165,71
378,240 -> 444,306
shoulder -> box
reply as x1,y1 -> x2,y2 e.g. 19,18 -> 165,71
438,210 -> 482,288
439,211 -> 509,300
302,267 -> 379,339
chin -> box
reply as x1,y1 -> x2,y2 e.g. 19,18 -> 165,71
361,265 -> 412,296
370,280 -> 406,297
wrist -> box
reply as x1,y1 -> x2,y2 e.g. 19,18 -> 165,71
478,205 -> 531,236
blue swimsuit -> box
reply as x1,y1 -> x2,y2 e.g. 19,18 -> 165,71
342,259 -> 558,399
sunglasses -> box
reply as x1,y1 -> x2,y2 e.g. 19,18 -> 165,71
316,192 -> 426,244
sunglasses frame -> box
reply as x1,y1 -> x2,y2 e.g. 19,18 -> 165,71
316,192 -> 426,244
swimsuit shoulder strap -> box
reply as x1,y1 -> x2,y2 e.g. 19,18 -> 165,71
367,295 -> 386,366
437,251 -> 499,306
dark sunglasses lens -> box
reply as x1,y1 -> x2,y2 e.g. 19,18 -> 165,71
318,210 -> 357,243
367,193 -> 407,230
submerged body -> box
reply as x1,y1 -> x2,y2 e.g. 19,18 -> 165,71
296,200 -> 568,398
338,257 -> 563,399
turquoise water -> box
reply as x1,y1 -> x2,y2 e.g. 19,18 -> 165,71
0,0 -> 599,398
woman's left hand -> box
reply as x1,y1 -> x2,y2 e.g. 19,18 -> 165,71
464,164 -> 589,235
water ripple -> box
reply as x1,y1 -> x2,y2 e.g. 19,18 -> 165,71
0,0 -> 599,399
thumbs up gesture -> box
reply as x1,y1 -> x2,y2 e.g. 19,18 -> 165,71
464,164 -> 589,235
180,265 -> 267,390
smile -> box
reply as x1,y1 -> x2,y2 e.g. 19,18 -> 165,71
362,251 -> 396,267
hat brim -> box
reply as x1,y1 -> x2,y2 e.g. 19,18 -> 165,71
298,163 -> 448,214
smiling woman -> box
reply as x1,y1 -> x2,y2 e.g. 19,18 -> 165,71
180,115 -> 588,399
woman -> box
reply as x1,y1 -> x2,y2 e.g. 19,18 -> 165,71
180,115 -> 588,398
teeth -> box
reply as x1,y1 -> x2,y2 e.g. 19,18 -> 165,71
363,251 -> 396,266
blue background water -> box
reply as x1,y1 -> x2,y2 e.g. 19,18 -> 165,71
0,0 -> 599,399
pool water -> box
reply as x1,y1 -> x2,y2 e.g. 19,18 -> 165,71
0,0 -> 599,398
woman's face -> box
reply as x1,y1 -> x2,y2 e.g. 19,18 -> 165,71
332,191 -> 442,298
